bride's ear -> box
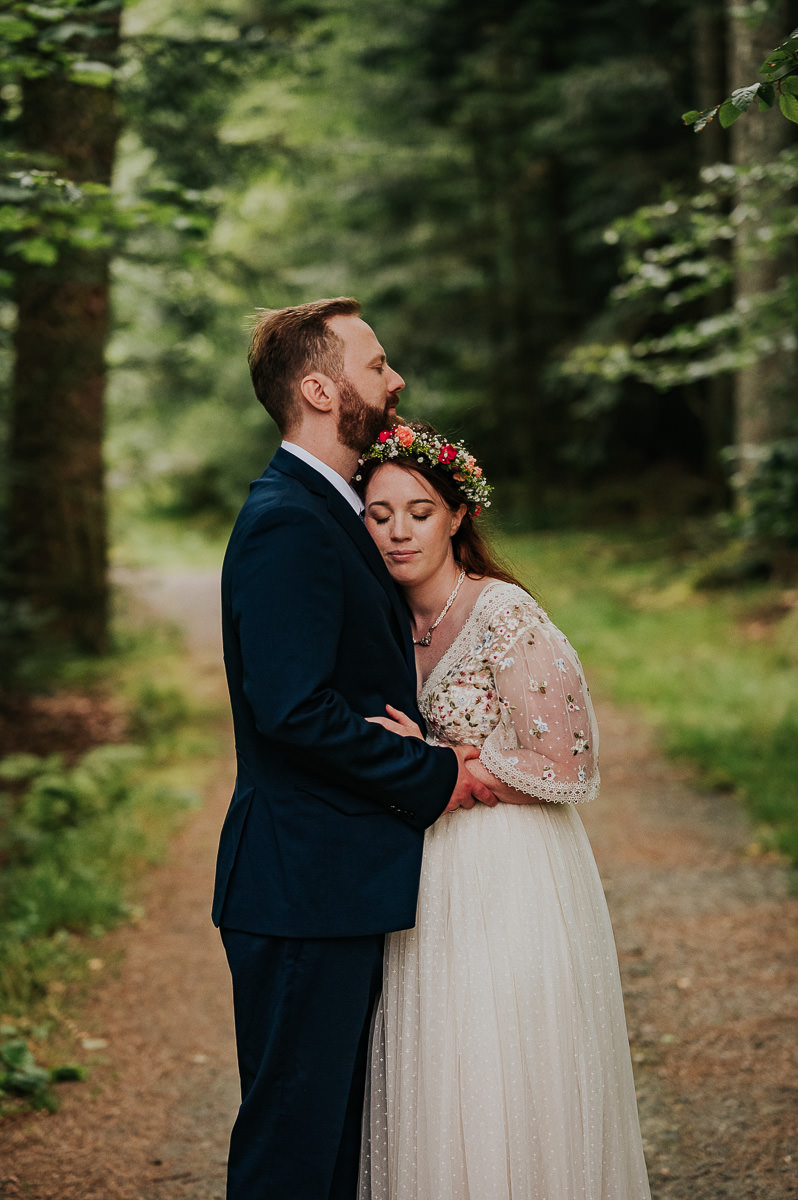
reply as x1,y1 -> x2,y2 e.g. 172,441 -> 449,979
450,503 -> 467,536
300,372 -> 335,413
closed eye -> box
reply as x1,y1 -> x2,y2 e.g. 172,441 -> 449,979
371,514 -> 429,525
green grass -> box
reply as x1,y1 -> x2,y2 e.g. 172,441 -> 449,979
0,606 -> 227,1112
501,529 -> 798,864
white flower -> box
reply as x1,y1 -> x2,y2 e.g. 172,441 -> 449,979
578,767 -> 586,782
507,756 -> 519,765
531,716 -> 549,734
554,657 -> 567,673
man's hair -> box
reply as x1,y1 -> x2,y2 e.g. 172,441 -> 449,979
247,297 -> 362,434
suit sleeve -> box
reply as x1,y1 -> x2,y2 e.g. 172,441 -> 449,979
230,504 -> 457,830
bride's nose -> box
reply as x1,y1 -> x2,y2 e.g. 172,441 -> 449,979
390,515 -> 411,540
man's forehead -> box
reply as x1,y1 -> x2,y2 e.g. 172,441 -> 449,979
328,314 -> 382,357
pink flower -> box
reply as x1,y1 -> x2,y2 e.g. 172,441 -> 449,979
438,444 -> 457,464
395,425 -> 415,448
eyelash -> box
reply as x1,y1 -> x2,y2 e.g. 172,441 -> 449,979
373,515 -> 430,525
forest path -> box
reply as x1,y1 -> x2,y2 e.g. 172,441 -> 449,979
0,567 -> 795,1200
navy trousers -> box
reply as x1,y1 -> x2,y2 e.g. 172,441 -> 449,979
221,928 -> 385,1200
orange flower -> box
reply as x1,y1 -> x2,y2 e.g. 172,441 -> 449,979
395,426 -> 415,448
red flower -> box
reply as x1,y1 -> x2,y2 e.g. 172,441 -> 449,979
438,444 -> 457,464
474,505 -> 482,516
378,430 -> 391,443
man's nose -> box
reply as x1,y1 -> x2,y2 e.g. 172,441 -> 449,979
387,366 -> 405,395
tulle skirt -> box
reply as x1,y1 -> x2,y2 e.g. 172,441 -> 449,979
358,801 -> 651,1200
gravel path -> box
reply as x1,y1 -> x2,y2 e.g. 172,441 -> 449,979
1,567 -> 795,1199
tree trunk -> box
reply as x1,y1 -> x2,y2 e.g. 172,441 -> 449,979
693,2 -> 735,499
6,9 -> 122,655
727,0 -> 797,496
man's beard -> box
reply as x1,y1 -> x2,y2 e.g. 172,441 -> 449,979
336,377 -> 392,452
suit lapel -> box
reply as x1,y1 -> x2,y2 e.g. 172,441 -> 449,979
269,449 -> 417,674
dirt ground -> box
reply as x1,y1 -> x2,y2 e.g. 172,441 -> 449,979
0,567 -> 796,1200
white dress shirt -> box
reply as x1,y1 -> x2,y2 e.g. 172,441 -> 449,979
281,441 -> 364,516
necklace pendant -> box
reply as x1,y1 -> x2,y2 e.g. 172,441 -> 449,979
411,568 -> 466,649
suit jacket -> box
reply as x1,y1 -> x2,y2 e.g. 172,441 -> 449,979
212,447 -> 458,938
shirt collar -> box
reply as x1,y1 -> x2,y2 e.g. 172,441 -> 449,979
281,441 -> 364,516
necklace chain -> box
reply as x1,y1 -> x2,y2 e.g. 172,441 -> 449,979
412,569 -> 466,647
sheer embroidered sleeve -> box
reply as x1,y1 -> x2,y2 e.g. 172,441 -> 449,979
478,589 -> 600,804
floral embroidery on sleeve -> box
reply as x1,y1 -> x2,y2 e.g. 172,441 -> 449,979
420,583 -> 600,803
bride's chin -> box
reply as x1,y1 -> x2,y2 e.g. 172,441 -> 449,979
385,563 -> 418,588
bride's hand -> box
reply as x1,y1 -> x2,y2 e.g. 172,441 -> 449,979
366,704 -> 424,740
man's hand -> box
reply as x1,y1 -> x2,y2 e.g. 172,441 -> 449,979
446,745 -> 498,812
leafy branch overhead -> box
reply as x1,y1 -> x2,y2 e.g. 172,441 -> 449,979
683,28 -> 798,130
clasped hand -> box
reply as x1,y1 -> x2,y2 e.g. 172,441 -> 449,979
366,705 -> 498,812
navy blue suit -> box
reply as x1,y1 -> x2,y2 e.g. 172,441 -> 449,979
213,448 -> 457,1198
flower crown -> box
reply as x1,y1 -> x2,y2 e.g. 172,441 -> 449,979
357,424 -> 493,512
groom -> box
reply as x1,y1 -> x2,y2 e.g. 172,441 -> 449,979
212,297 -> 494,1199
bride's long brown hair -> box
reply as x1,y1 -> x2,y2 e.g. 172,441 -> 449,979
356,424 -> 530,594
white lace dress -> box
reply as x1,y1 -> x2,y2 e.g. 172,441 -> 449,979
359,582 -> 651,1200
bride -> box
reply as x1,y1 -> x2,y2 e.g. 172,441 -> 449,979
355,423 -> 651,1200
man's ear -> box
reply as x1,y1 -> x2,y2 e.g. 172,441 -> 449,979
300,372 -> 335,413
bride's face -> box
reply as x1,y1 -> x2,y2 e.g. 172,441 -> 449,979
364,463 -> 465,588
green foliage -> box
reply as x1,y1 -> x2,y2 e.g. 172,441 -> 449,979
0,1 -> 122,88
126,681 -> 191,748
683,27 -> 798,130
0,744 -> 191,954
0,733 -> 198,1018
562,149 -> 798,393
0,0 -> 213,286
0,1032 -> 54,1111
0,158 -> 214,271
730,430 -> 798,545
0,1024 -> 86,1114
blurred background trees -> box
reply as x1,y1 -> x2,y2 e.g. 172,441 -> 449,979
1,0 -> 797,663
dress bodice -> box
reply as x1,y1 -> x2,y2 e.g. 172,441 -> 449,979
419,581 -> 600,804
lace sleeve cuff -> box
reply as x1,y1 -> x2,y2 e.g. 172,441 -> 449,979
479,739 -> 600,805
